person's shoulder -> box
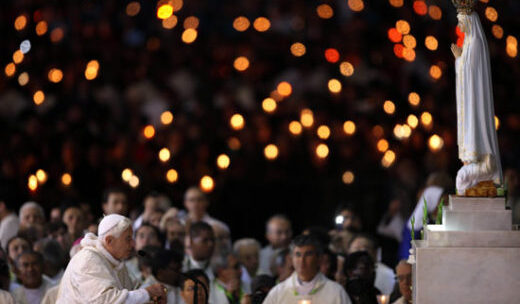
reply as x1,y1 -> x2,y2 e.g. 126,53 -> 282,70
0,290 -> 14,304
322,275 -> 346,293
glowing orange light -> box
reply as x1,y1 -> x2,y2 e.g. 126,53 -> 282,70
317,4 -> 334,19
348,0 -> 365,12
324,48 -> 340,63
126,2 -> 141,16
172,0 -> 183,12
407,114 -> 419,129
388,28 -> 402,43
428,5 -> 442,20
403,35 -> 417,49
485,7 -> 498,22
408,92 -> 420,106
28,175 -> 38,191
403,48 -> 416,62
343,120 -> 356,135
157,112 -> 172,125
277,81 -> 293,97
162,16 -> 178,29
36,169 -> 47,184
48,68 -> 63,83
495,116 -> 500,130
230,114 -> 245,130
129,175 -> 140,188
36,21 -> 48,36
506,35 -> 518,58
396,20 -> 410,35
394,44 -> 404,58
18,72 -> 29,86
12,50 -> 24,64
317,125 -> 331,140
425,36 -> 438,51
233,56 -> 250,72
228,137 -> 241,150
4,63 -> 16,77
377,139 -> 389,153
339,61 -> 354,77
316,143 -> 329,158
382,150 -> 396,167
143,125 -> 155,139
421,112 -> 433,127
253,17 -> 271,32
430,65 -> 442,80
264,144 -> 279,160
233,16 -> 250,32
389,0 -> 404,8
122,169 -> 133,182
372,125 -> 384,138
157,3 -> 174,20
289,121 -> 303,135
199,175 -> 214,192
300,109 -> 314,128
181,29 -> 198,44
14,15 -> 27,31
328,79 -> 342,93
383,100 -> 395,115
290,42 -> 306,57
166,169 -> 179,183
184,16 -> 199,29
492,25 -> 503,39
33,90 -> 45,105
159,148 -> 171,162
217,154 -> 231,169
50,27 -> 64,43
262,98 -> 277,113
413,1 -> 428,15
342,171 -> 355,184
85,60 -> 99,80
428,134 -> 444,152
61,173 -> 72,186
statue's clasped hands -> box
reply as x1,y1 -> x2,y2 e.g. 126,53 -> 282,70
451,43 -> 462,58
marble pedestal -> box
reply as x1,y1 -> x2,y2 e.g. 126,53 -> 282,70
412,196 -> 520,304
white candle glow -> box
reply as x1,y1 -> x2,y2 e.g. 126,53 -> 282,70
377,294 -> 389,304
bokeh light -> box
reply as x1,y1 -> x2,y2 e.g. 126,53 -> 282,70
339,61 -> 354,77
36,21 -> 48,36
217,154 -> 231,169
85,60 -> 99,80
161,111 -> 174,125
15,15 -> 27,31
264,144 -> 279,160
428,134 -> 444,151
429,65 -> 442,80
495,116 -> 500,130
36,169 -> 47,184
342,171 -> 355,184
343,120 -> 356,135
233,16 -> 250,32
290,42 -> 306,57
348,0 -> 365,12
425,36 -> 438,50
228,137 -> 241,150
18,72 -> 29,86
383,100 -> 395,115
4,63 -> 16,77
492,25 -> 503,39
402,48 -> 416,62
316,4 -> 334,19
403,35 -> 416,49
129,175 -> 140,188
485,7 -> 498,22
389,0 -> 404,8
324,48 -> 340,63
143,125 -> 155,139
162,16 -> 178,29
233,56 -> 250,72
157,2 -> 174,20
126,2 -> 141,16
159,148 -> 171,162
421,111 -> 433,127
408,92 -> 420,106
50,27 -> 64,43
230,114 -> 245,130
289,121 -> 303,135
253,17 -> 271,32
377,139 -> 389,153
300,109 -> 314,128
200,175 -> 215,192
382,150 -> 396,167
262,98 -> 277,113
407,114 -> 419,129
277,81 -> 292,97
413,1 -> 428,15
33,90 -> 45,105
184,16 -> 200,29
388,28 -> 402,43
166,169 -> 179,183
28,175 -> 38,191
317,125 -> 331,140
428,5 -> 442,20
61,173 -> 72,186
328,79 -> 342,93
13,50 -> 24,64
48,68 -> 63,83
396,20 -> 410,35
182,29 -> 198,44
315,143 -> 329,158
122,169 -> 133,182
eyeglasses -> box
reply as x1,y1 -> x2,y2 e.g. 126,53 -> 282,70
395,274 -> 411,282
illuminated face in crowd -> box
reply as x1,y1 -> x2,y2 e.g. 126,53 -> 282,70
184,188 -> 208,220
292,245 -> 320,282
104,227 -> 135,260
266,218 -> 292,249
181,276 -> 209,304
103,192 -> 128,216
135,225 -> 161,251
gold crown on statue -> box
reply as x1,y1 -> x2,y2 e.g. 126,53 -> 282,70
451,0 -> 477,14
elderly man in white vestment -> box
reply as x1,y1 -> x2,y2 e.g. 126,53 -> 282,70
56,214 -> 167,304
263,234 -> 352,304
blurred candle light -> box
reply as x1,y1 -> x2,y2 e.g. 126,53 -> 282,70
377,139 -> 389,152
122,169 -> 133,182
143,125 -> 155,139
300,109 -> 314,128
61,173 -> 72,186
262,98 -> 277,113
328,79 -> 342,93
317,125 -> 331,139
28,175 -> 38,191
14,15 -> 27,31
277,81 -> 292,97
316,4 -> 334,19
161,111 -> 174,125
428,134 -> 444,152
316,143 -> 329,159
36,169 -> 47,184
230,114 -> 245,130
233,16 -> 250,32
339,61 -> 354,76
33,90 -> 45,105
289,121 -> 303,135
342,171 -> 355,184
407,114 -> 419,129
182,28 -> 198,43
200,175 -> 215,193
233,56 -> 250,72
166,169 -> 178,183
343,120 -> 356,135
253,17 -> 271,32
382,150 -> 396,167
129,175 -> 140,188
425,36 -> 438,50
264,144 -> 279,160
377,295 -> 390,304
159,148 -> 171,162
383,100 -> 395,115
290,42 -> 306,57
408,92 -> 420,106
217,154 -> 231,169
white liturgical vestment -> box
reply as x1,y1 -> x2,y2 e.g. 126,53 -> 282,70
263,272 -> 352,304
56,234 -> 148,304
455,12 -> 502,191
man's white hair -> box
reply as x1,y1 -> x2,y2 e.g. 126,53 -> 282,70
98,217 -> 132,242
19,201 -> 45,220
233,238 -> 261,255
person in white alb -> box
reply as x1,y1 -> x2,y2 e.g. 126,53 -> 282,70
258,215 -> 292,276
263,234 -> 352,304
56,214 -> 167,304
0,188 -> 19,251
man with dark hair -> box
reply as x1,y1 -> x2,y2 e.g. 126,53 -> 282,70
133,191 -> 172,231
35,239 -> 66,284
101,186 -> 128,216
263,235 -> 351,304
127,224 -> 164,283
141,248 -> 184,304
180,269 -> 210,304
183,222 -> 216,282
270,248 -> 293,283
210,252 -> 249,303
259,214 -> 292,275
12,251 -> 56,304
336,204 -> 363,233
348,233 -> 395,295
179,187 -> 229,232
0,187 -> 19,250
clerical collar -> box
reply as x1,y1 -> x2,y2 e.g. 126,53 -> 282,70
293,272 -> 323,296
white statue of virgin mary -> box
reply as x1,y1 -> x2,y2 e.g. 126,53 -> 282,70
451,7 -> 502,195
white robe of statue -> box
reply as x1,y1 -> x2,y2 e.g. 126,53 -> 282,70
454,12 -> 503,194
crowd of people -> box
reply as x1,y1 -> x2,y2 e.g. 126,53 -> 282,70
0,184 -> 419,303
